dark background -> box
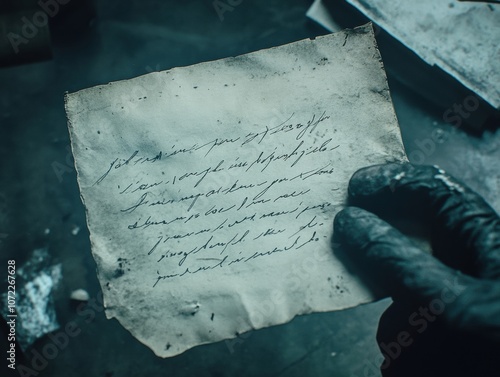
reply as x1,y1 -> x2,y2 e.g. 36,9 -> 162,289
0,1 -> 498,376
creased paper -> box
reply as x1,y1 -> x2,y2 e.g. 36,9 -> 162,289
65,23 -> 406,357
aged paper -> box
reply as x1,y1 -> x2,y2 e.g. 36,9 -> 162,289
311,0 -> 500,109
65,23 -> 406,357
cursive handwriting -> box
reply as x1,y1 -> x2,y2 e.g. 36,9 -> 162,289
98,111 -> 343,288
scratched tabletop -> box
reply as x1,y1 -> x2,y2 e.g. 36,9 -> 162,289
0,1 -> 499,377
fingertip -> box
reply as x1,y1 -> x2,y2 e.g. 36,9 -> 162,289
348,162 -> 411,198
333,206 -> 385,249
334,206 -> 464,303
333,207 -> 354,228
334,206 -> 371,233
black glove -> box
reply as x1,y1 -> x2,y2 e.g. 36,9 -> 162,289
333,163 -> 500,377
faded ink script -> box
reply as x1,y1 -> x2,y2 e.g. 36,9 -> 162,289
94,111 -> 341,288
66,24 -> 407,358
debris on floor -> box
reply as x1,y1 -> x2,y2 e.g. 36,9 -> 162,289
70,289 -> 89,302
1,248 -> 62,350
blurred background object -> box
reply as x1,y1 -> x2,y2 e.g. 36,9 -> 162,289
0,0 -> 96,67
307,0 -> 500,131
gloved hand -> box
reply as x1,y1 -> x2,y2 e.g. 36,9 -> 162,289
333,163 -> 500,377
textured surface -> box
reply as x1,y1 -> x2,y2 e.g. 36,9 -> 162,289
1,248 -> 61,350
334,163 -> 500,376
0,0 -> 499,376
65,25 -> 405,358
346,0 -> 500,109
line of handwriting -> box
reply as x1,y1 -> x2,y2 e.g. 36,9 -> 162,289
92,111 -> 332,185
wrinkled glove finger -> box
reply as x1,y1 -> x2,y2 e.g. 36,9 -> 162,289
334,207 -> 473,305
348,163 -> 500,280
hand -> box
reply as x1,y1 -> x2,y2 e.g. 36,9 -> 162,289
333,163 -> 500,377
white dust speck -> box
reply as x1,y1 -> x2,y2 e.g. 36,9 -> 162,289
394,172 -> 406,181
180,301 -> 201,316
434,174 -> 464,193
70,289 -> 90,301
433,165 -> 445,174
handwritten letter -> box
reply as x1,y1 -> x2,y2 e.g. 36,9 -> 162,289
65,24 -> 406,357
